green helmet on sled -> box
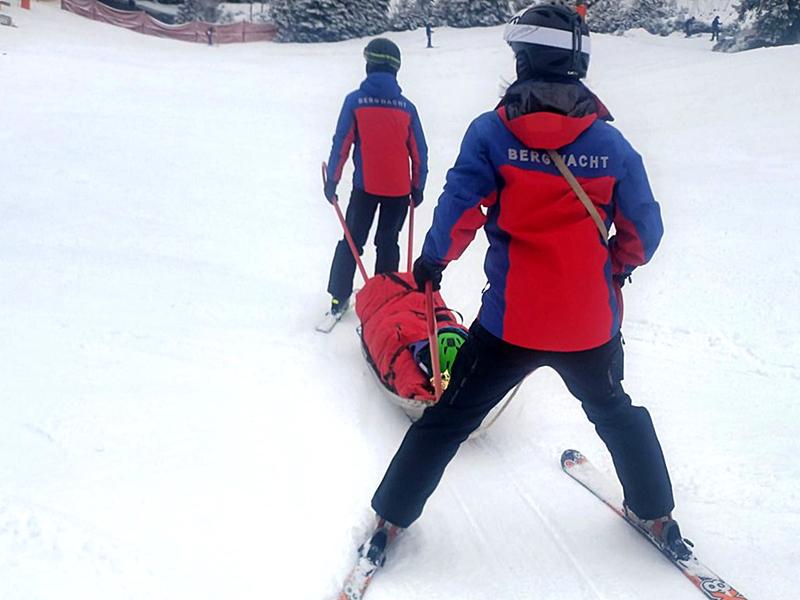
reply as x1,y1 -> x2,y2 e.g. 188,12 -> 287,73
409,327 -> 469,382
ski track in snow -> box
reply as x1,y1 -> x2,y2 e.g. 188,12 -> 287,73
471,436 -> 608,600
2,4 -> 799,600
625,317 -> 800,381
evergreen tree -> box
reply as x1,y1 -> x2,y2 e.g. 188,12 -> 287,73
391,0 -> 443,31
270,0 -> 352,42
627,0 -> 679,35
352,0 -> 391,37
734,0 -> 800,48
391,0 -> 426,30
175,0 -> 201,23
175,0 -> 221,23
586,0 -> 632,34
271,0 -> 391,43
437,0 -> 511,28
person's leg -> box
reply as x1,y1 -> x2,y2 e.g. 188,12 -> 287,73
327,190 -> 379,300
549,334 -> 674,519
373,197 -> 408,274
372,322 -> 540,527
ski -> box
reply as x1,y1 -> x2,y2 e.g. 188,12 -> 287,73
315,310 -> 345,333
335,519 -> 400,600
336,550 -> 382,600
560,449 -> 748,600
315,296 -> 352,334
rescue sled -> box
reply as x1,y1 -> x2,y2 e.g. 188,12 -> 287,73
355,271 -> 467,420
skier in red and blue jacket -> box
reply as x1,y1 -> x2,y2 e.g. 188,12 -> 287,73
356,3 -> 692,578
324,38 -> 428,317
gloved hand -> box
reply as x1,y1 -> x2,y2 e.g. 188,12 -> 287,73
413,255 -> 444,292
411,188 -> 424,207
613,272 -> 632,288
324,179 -> 337,204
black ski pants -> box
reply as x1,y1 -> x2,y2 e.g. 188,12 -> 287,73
327,189 -> 409,301
372,321 -> 675,528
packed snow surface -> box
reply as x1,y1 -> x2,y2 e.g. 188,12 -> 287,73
2,5 -> 799,599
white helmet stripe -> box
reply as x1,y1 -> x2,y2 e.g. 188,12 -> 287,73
503,23 -> 591,54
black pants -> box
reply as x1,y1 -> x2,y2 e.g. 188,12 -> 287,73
327,189 -> 409,301
372,322 -> 675,528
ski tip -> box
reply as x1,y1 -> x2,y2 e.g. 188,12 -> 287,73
560,449 -> 586,471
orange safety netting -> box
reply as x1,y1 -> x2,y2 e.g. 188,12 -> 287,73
61,0 -> 277,44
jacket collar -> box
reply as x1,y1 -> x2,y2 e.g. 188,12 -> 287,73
497,78 -> 612,149
359,71 -> 402,99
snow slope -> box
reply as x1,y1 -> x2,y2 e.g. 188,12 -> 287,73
2,6 -> 799,599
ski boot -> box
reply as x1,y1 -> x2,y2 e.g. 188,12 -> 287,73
623,505 -> 693,561
331,296 -> 350,317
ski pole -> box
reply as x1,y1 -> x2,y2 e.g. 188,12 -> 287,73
407,199 -> 415,273
321,162 -> 368,283
425,281 -> 443,401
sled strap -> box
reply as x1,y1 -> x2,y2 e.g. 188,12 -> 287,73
547,150 -> 609,245
425,282 -> 443,401
322,161 -> 369,282
407,200 -> 415,273
468,379 -> 525,440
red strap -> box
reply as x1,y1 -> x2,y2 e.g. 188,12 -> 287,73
322,162 -> 368,282
425,283 -> 443,401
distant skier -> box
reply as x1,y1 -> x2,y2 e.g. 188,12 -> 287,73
425,22 -> 433,48
351,1 -> 692,587
323,38 -> 428,318
711,15 -> 721,41
685,16 -> 696,37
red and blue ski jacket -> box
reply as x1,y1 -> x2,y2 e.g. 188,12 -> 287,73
326,72 -> 428,198
421,79 -> 663,352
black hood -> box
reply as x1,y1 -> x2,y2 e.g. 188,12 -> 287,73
498,78 -> 613,121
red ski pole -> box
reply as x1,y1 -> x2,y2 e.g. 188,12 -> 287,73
407,200 -> 415,273
425,281 -> 443,401
321,162 -> 368,283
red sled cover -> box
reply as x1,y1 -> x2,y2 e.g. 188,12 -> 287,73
355,272 -> 467,402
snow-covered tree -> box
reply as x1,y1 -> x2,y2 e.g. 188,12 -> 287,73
351,0 -> 391,37
391,0 -> 444,31
586,0 -> 678,35
271,0 -> 391,42
392,0 -> 425,30
436,0 -> 511,27
729,0 -> 800,50
175,0 -> 201,23
175,0 -> 221,23
627,0 -> 679,35
586,0 -> 632,33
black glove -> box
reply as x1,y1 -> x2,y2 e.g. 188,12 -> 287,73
411,188 -> 423,207
613,272 -> 632,288
413,255 -> 444,292
324,180 -> 337,204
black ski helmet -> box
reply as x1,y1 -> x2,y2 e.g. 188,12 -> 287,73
503,2 -> 590,80
363,38 -> 402,74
